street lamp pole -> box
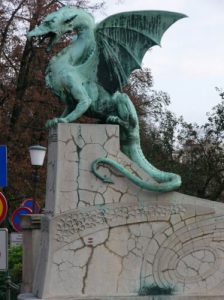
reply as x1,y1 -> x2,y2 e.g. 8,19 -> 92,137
32,166 -> 39,214
29,145 -> 47,214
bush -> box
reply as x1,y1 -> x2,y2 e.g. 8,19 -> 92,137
0,245 -> 22,299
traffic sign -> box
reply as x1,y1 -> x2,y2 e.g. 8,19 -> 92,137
0,229 -> 8,271
21,198 -> 40,213
10,232 -> 23,247
11,207 -> 32,232
0,192 -> 8,224
0,145 -> 7,188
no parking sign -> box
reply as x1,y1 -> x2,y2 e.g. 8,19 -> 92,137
11,207 -> 32,232
21,198 -> 40,213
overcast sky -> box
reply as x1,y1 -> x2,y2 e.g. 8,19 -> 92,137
93,0 -> 224,125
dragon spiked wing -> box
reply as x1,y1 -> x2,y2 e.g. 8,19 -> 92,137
96,11 -> 186,93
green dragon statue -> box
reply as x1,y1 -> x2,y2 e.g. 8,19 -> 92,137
28,6 -> 186,192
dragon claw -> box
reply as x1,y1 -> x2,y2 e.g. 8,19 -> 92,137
106,116 -> 129,129
103,176 -> 114,184
45,117 -> 68,129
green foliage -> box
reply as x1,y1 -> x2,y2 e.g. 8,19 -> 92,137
138,285 -> 175,295
125,68 -> 171,121
127,70 -> 224,200
8,246 -> 23,283
0,246 -> 22,299
0,272 -> 7,299
174,99 -> 224,200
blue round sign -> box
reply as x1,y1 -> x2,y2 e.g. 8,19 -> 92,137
11,207 -> 32,232
21,198 -> 40,213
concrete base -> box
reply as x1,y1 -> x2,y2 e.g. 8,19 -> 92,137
20,215 -> 42,293
18,293 -> 224,300
18,124 -> 224,299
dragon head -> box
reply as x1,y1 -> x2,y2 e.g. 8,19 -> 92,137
27,6 -> 95,52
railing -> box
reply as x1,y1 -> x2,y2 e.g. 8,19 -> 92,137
5,272 -> 20,300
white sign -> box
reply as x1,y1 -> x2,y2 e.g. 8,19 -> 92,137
0,228 -> 8,271
10,232 -> 23,247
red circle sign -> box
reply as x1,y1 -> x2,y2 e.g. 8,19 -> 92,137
0,192 -> 8,224
11,207 -> 32,232
21,198 -> 40,213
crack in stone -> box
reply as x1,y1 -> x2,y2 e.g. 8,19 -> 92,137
105,126 -> 119,139
81,243 -> 94,294
58,138 -> 73,145
71,125 -> 84,208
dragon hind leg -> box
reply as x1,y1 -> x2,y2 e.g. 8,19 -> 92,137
106,92 -> 138,130
106,115 -> 129,129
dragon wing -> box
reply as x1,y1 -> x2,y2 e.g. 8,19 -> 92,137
95,11 -> 186,93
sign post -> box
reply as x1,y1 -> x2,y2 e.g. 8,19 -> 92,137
0,228 -> 8,271
0,229 -> 20,300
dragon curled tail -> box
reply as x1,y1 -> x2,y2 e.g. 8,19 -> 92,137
28,6 -> 185,193
92,137 -> 181,193
91,91 -> 181,192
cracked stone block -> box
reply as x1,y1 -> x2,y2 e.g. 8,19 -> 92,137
139,223 -> 153,238
121,252 -> 142,281
104,136 -> 120,155
20,124 -> 224,300
49,261 -> 85,296
127,238 -> 136,251
137,236 -> 150,253
105,125 -> 119,139
170,214 -> 182,225
103,187 -> 122,203
78,169 -> 101,191
80,143 -> 106,163
83,229 -> 109,247
85,245 -> 122,295
154,233 -> 167,246
106,227 -> 129,257
94,193 -> 105,205
79,190 -> 96,206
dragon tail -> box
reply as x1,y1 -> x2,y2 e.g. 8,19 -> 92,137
92,143 -> 181,193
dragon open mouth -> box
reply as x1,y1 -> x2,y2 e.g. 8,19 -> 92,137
40,30 -> 78,52
39,32 -> 58,53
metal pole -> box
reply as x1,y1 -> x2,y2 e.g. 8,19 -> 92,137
5,270 -> 20,300
6,271 -> 11,300
32,166 -> 39,214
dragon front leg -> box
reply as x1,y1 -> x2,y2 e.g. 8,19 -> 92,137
45,99 -> 91,128
45,117 -> 68,129
45,106 -> 72,129
45,76 -> 93,129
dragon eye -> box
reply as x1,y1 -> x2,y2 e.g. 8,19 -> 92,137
44,20 -> 52,26
64,15 -> 77,24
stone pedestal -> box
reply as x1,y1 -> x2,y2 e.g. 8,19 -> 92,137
20,214 -> 42,293
19,124 -> 224,299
